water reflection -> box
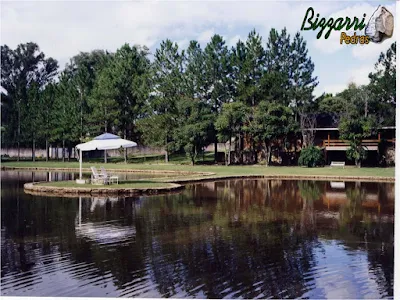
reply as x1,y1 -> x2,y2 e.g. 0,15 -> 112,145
0,172 -> 394,298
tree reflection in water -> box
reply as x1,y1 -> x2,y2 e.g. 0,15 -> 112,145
0,171 -> 394,298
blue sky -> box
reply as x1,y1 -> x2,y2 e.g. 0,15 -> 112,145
1,0 -> 396,97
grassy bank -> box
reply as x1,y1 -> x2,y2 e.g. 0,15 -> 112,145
2,161 -> 395,178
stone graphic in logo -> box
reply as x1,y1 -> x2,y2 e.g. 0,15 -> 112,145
365,6 -> 394,43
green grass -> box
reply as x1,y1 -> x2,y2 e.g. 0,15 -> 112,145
2,160 -> 395,178
40,180 -> 173,189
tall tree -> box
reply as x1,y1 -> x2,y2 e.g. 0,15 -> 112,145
175,97 -> 213,165
139,39 -> 184,162
0,43 -> 58,159
239,29 -> 266,107
63,50 -> 111,139
289,32 -> 318,119
40,83 -> 57,161
265,28 -> 318,150
368,42 -> 396,126
215,102 -> 249,165
51,72 -> 81,161
249,101 -> 297,166
89,44 -> 150,137
184,41 -> 207,102
339,116 -> 376,168
204,35 -> 232,161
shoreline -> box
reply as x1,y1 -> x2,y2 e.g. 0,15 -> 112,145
21,169 -> 394,198
4,164 -> 394,197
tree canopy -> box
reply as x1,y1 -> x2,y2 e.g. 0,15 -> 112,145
1,33 -> 395,165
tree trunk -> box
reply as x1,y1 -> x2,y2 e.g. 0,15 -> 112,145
214,140 -> 218,163
124,132 -> 127,164
46,139 -> 49,162
165,135 -> 169,163
104,150 -> 107,164
238,132 -> 243,164
62,140 -> 65,162
68,146 -> 72,162
265,144 -> 272,167
253,141 -> 258,164
32,139 -> 35,162
228,136 -> 232,166
80,89 -> 84,139
17,140 -> 20,162
165,150 -> 169,163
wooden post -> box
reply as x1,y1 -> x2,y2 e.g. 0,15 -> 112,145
328,134 -> 330,146
378,133 -> 381,142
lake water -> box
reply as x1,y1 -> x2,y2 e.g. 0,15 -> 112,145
1,171 -> 394,298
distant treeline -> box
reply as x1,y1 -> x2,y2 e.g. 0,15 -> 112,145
1,28 -> 395,165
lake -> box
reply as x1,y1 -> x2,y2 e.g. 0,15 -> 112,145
0,170 -> 394,298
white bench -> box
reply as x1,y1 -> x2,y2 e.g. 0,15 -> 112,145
330,161 -> 345,168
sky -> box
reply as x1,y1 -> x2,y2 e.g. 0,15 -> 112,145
1,0 -> 396,97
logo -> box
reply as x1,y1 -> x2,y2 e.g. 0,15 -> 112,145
301,6 -> 394,45
365,6 -> 394,43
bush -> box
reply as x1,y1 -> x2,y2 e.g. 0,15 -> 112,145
298,146 -> 324,167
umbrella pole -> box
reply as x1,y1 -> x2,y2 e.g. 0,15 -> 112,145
79,149 -> 83,180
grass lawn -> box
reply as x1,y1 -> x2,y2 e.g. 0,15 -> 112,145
40,180 -> 173,189
2,160 -> 395,178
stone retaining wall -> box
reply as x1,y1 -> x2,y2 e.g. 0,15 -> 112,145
24,181 -> 184,197
3,166 -> 214,176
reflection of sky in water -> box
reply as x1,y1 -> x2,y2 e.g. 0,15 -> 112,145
0,238 -> 386,298
306,241 -> 380,299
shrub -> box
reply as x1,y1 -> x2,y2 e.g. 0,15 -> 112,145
298,146 -> 324,167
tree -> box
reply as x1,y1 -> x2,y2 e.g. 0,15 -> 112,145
215,102 -> 249,165
1,43 -> 58,160
51,72 -> 81,161
249,101 -> 297,166
89,68 -> 120,134
40,83 -> 57,161
204,35 -> 233,161
63,50 -> 111,139
238,30 -> 266,107
265,28 -> 318,150
369,42 -> 396,126
339,116 -> 376,167
184,41 -> 207,102
175,97 -> 213,165
298,146 -> 324,167
317,95 -> 353,127
288,32 -> 318,119
142,39 -> 184,162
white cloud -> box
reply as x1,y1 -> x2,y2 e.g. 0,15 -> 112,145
351,35 -> 395,61
2,1 -> 384,95
1,1 -> 341,66
348,65 -> 374,86
226,35 -> 243,48
314,84 -> 347,97
177,39 -> 190,50
197,29 -> 215,45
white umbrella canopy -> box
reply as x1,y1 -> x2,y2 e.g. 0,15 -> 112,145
75,133 -> 137,182
76,133 -> 137,151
